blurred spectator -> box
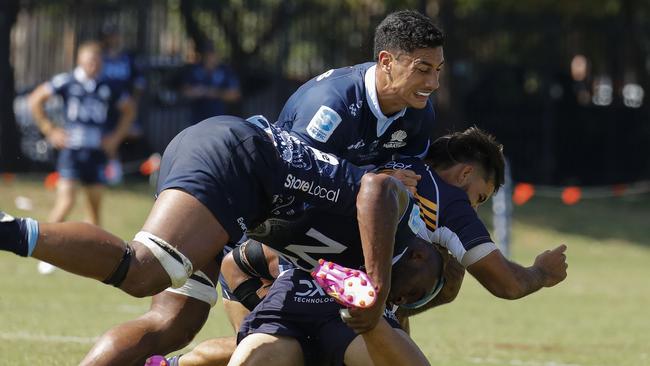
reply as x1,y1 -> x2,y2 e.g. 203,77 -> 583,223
28,40 -> 135,273
181,45 -> 241,123
570,54 -> 591,106
101,23 -> 148,183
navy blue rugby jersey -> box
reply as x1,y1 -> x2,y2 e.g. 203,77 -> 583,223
377,158 -> 498,267
47,67 -> 129,149
276,62 -> 435,166
247,200 -> 427,271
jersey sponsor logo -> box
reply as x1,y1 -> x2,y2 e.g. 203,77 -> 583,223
382,161 -> 413,170
284,228 -> 348,270
294,278 -> 335,303
236,217 -> 248,232
284,174 -> 341,203
306,146 -> 339,165
316,69 -> 334,81
306,106 -> 342,143
347,139 -> 366,150
383,130 -> 408,148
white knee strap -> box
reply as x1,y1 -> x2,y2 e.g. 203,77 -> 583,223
165,270 -> 218,307
134,231 -> 193,288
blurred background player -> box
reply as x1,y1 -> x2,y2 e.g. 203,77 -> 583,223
100,22 -> 148,184
181,43 -> 241,124
27,40 -> 135,274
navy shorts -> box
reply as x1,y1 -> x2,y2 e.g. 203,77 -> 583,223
156,116 -> 282,242
237,269 -> 400,366
57,148 -> 107,185
156,115 -> 364,251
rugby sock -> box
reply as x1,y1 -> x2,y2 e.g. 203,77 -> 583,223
168,355 -> 181,366
0,213 -> 39,257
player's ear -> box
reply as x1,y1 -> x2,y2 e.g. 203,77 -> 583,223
378,50 -> 393,73
457,164 -> 474,186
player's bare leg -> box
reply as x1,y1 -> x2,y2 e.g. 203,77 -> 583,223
174,337 -> 237,366
83,183 -> 104,225
223,298 -> 251,332
47,178 -> 78,223
81,291 -> 210,366
2,189 -> 230,298
227,334 -> 302,366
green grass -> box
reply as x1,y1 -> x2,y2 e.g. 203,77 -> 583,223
1,176 -> 649,365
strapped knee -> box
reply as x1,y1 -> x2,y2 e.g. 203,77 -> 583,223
165,270 -> 218,307
134,231 -> 193,288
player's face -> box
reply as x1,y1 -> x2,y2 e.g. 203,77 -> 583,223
462,172 -> 496,210
78,49 -> 102,79
388,243 -> 440,306
389,46 -> 444,109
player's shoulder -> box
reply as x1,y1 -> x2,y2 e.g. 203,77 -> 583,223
50,71 -> 74,89
302,62 -> 370,96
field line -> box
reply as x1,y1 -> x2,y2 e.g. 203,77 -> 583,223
0,331 -> 98,344
468,356 -> 582,366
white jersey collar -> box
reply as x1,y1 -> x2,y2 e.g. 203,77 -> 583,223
364,64 -> 407,137
73,67 -> 97,92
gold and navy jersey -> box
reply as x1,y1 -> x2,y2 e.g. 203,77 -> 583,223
47,68 -> 129,149
276,62 -> 435,166
378,158 -> 498,267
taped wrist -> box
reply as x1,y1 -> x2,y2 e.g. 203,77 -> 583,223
232,277 -> 265,311
233,240 -> 274,281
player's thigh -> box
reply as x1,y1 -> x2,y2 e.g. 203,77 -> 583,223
223,298 -> 251,332
228,334 -> 303,366
126,189 -> 229,288
343,335 -> 374,366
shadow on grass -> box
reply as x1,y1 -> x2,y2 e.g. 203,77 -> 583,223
504,194 -> 650,247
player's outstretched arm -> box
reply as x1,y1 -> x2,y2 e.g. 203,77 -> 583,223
347,173 -> 410,333
467,244 -> 568,299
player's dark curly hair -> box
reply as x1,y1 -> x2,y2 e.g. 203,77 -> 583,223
425,127 -> 505,192
373,10 -> 444,60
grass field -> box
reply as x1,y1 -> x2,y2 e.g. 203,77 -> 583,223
1,176 -> 649,366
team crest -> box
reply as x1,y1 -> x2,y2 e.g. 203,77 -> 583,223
306,106 -> 342,143
383,130 -> 407,148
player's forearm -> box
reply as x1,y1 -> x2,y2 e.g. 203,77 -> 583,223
356,173 -> 408,300
29,98 -> 55,135
111,99 -> 137,142
468,250 -> 547,300
501,261 -> 546,299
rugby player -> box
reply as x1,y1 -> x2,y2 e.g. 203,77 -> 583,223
145,127 -> 568,366
0,115 -> 424,363
73,10 -> 446,365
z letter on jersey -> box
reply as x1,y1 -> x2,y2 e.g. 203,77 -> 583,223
306,105 -> 342,143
